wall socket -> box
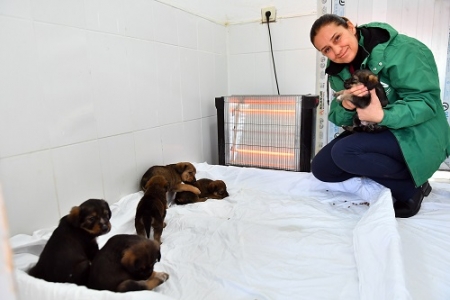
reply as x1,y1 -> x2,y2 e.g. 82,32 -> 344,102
261,6 -> 276,23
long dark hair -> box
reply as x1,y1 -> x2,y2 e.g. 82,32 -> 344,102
310,14 -> 350,46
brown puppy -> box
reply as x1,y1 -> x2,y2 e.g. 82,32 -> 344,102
174,178 -> 229,205
135,175 -> 168,244
139,162 -> 200,195
87,234 -> 169,292
334,69 -> 388,133
28,199 -> 111,285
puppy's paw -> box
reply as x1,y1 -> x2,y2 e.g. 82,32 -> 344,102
145,271 -> 169,290
154,271 -> 169,282
193,187 -> 201,195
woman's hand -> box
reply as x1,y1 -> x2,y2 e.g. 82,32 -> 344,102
338,84 -> 368,110
356,89 -> 384,123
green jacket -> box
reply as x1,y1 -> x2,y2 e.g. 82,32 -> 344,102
327,22 -> 450,187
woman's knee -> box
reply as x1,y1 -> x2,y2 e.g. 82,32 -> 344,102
311,150 -> 350,182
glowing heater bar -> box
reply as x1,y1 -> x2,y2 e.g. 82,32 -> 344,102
215,95 -> 319,172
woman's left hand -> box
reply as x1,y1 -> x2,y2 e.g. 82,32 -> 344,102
356,89 -> 384,123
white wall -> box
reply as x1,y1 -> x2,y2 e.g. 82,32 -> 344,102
227,14 -> 318,95
0,0 -> 227,235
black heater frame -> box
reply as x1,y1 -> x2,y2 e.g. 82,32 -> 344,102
215,95 -> 318,172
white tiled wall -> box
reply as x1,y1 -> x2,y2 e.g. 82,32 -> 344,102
0,0 -> 317,235
0,0 -> 228,235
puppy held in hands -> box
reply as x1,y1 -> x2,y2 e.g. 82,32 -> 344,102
28,199 -> 111,285
87,234 -> 169,292
135,175 -> 169,244
334,69 -> 389,133
174,178 -> 229,205
139,162 -> 200,195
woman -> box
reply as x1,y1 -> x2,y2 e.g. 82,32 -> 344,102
309,14 -> 450,218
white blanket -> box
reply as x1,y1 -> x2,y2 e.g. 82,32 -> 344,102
10,163 -> 450,300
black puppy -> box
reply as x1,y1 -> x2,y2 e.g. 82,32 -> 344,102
334,69 -> 389,132
28,199 -> 111,285
87,234 -> 169,292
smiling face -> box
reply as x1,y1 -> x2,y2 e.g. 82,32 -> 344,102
313,21 -> 359,64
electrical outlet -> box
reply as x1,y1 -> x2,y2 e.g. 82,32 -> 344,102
261,6 -> 276,23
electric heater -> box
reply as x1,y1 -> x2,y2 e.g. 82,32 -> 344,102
215,95 -> 319,172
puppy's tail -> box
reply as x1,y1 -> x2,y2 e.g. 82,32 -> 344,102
144,217 -> 152,239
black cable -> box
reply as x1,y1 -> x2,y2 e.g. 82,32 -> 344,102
265,11 -> 280,95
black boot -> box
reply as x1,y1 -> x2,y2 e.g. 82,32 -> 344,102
394,181 -> 432,218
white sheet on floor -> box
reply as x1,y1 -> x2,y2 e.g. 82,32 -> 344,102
10,163 -> 450,300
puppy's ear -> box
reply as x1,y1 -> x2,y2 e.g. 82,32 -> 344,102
67,206 -> 81,227
121,248 -> 136,271
173,162 -> 188,174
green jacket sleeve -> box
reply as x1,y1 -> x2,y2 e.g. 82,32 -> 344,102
328,96 -> 355,127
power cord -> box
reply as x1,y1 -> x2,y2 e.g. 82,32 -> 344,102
265,11 -> 280,95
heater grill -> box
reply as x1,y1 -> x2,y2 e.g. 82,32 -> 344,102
215,95 -> 318,172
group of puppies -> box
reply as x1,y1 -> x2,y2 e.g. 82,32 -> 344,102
135,162 -> 229,243
28,162 -> 228,294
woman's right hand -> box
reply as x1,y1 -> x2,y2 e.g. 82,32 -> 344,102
341,83 -> 368,110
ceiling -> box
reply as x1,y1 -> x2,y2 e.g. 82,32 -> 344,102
157,0 -> 317,24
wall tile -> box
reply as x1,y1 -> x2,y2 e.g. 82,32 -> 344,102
254,51 -> 278,95
0,17 -> 50,158
213,23 -> 227,55
98,133 -> 138,202
228,22 -> 267,54
35,22 -> 97,148
125,38 -> 159,131
160,121 -> 203,164
198,52 -> 216,117
228,53 -> 255,94
84,0 -> 122,34
0,151 -> 59,235
51,141 -> 104,216
133,128 -> 163,180
177,9 -> 198,49
155,43 -> 182,125
180,48 -> 201,121
214,54 -> 228,98
87,31 -> 134,138
197,18 -> 214,53
202,116 -> 218,165
31,0 -> 86,28
277,49 -> 317,95
181,119 -> 203,163
0,0 -> 32,19
153,1 -> 178,45
118,0 -> 154,40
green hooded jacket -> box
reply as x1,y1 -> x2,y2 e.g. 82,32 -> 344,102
327,22 -> 450,187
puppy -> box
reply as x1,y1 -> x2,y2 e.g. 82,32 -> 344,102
28,199 -> 111,285
135,175 -> 168,244
87,234 -> 169,292
139,162 -> 200,195
334,69 -> 389,133
174,178 -> 229,205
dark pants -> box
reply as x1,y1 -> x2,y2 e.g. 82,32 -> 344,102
311,130 -> 418,202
